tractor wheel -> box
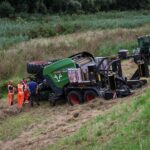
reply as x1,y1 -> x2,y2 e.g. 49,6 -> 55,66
27,61 -> 50,75
117,85 -> 131,97
84,90 -> 97,102
67,91 -> 82,106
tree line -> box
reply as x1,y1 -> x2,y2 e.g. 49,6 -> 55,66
0,0 -> 150,17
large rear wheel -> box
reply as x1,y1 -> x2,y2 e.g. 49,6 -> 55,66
84,90 -> 97,102
27,61 -> 50,75
67,91 -> 82,106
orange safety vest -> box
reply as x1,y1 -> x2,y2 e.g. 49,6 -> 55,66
8,84 -> 14,106
24,83 -> 30,101
17,84 -> 24,109
24,83 -> 29,91
18,84 -> 24,93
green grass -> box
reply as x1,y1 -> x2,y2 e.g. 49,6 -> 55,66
47,89 -> 150,150
0,105 -> 49,141
0,113 -> 36,140
1,10 -> 150,50
97,40 -> 137,56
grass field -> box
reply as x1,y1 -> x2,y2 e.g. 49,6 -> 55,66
0,10 -> 150,150
1,11 -> 150,50
1,11 -> 150,82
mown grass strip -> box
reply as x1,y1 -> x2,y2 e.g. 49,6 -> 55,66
0,110 -> 45,141
47,89 -> 150,150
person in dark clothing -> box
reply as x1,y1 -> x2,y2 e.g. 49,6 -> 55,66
28,81 -> 40,107
36,79 -> 48,101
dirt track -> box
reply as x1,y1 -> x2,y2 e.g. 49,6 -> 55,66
0,86 -> 149,150
0,99 -> 120,150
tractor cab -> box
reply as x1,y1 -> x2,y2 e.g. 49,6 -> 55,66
138,35 -> 150,49
138,35 -> 150,63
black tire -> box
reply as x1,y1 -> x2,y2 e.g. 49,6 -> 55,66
117,85 -> 131,97
84,90 -> 97,102
67,91 -> 82,106
27,61 -> 50,75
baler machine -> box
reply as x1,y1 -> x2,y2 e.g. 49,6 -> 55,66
27,51 -> 149,105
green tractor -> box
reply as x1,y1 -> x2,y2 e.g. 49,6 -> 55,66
27,52 -> 101,105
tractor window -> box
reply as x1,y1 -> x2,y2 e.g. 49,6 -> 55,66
75,57 -> 93,66
72,55 -> 95,67
139,37 -> 150,48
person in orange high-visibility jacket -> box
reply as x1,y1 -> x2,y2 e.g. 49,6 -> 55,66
8,80 -> 15,106
23,79 -> 30,103
17,81 -> 24,109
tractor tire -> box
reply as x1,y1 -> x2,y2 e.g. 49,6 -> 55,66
67,91 -> 82,106
27,61 -> 50,75
84,90 -> 97,102
117,85 -> 131,97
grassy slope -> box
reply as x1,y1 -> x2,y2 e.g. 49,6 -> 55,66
48,89 -> 150,150
0,112 -> 41,141
0,102 -> 50,141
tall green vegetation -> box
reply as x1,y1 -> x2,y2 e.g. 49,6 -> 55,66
0,11 -> 150,50
0,0 -> 150,17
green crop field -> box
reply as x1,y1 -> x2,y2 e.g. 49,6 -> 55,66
0,11 -> 150,50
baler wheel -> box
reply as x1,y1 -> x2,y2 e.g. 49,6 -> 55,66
84,90 -> 97,102
27,61 -> 50,75
67,91 -> 82,106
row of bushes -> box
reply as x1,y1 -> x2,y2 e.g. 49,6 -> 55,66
0,0 -> 150,17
